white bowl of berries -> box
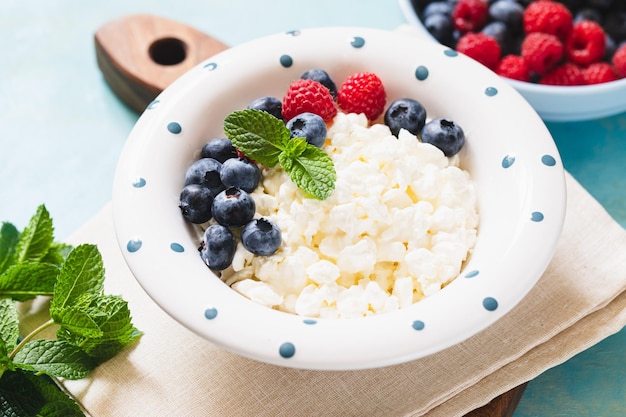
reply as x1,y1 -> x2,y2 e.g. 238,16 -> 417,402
112,26 -> 566,370
400,0 -> 626,121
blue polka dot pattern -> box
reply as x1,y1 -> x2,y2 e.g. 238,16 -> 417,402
126,239 -> 142,253
444,49 -> 458,57
167,122 -> 182,134
483,297 -> 499,311
170,242 -> 184,253
279,342 -> 296,358
412,320 -> 425,331
415,66 -> 429,81
147,100 -> 159,110
303,319 -> 317,325
465,270 -> 480,278
351,36 -> 365,48
286,30 -> 301,37
485,87 -> 498,96
279,55 -> 293,68
132,178 -> 146,188
204,307 -> 218,320
531,211 -> 545,222
502,155 -> 516,168
203,62 -> 217,71
541,155 -> 556,166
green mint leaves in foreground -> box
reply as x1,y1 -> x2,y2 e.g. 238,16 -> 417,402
224,109 -> 336,200
0,205 -> 141,416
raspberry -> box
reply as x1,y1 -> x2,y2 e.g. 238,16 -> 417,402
452,0 -> 489,33
495,54 -> 531,82
581,62 -> 618,85
565,20 -> 606,66
521,32 -> 564,75
611,44 -> 626,78
523,0 -> 573,41
282,79 -> 337,122
539,62 -> 585,86
337,72 -> 386,121
456,32 -> 501,69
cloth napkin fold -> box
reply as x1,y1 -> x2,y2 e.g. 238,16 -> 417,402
57,172 -> 626,417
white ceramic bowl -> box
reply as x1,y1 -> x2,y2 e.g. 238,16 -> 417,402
112,26 -> 566,370
398,0 -> 626,121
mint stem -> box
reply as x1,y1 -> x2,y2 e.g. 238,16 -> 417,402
8,319 -> 55,360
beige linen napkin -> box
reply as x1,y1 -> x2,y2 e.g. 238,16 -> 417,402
56,172 -> 626,417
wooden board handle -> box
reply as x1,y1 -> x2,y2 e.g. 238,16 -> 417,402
94,14 -> 229,113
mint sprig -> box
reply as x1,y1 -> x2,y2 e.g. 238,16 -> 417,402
224,109 -> 336,200
0,204 -> 141,416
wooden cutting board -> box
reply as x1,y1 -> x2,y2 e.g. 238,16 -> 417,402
94,14 -> 528,416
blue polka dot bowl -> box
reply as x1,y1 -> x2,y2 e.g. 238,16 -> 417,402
112,26 -> 566,370
398,0 -> 626,122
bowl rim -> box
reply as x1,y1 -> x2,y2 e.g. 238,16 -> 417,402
112,25 -> 567,370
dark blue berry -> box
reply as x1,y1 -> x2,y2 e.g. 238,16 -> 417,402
241,218 -> 282,256
604,12 -> 626,43
220,157 -> 261,193
300,68 -> 337,99
184,158 -> 225,196
286,112 -> 327,148
489,0 -> 524,34
422,1 -> 453,19
423,13 -> 455,47
212,187 -> 256,228
200,138 -> 237,163
420,118 -> 465,157
481,21 -> 515,55
384,98 -> 427,137
200,224 -> 236,271
248,96 -> 284,121
179,184 -> 214,224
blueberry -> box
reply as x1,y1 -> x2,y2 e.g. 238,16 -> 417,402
481,21 -> 514,55
200,224 -> 236,271
420,118 -> 465,157
604,12 -> 626,43
241,218 -> 282,256
179,184 -> 214,224
300,69 -> 338,99
422,1 -> 453,19
220,157 -> 261,193
384,98 -> 427,137
212,187 -> 256,228
286,112 -> 327,148
489,0 -> 524,34
184,158 -> 225,196
423,13 -> 455,47
200,138 -> 237,163
247,96 -> 284,121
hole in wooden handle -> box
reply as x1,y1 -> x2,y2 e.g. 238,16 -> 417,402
149,37 -> 187,66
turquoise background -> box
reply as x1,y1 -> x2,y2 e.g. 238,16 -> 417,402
1,1 -> 624,415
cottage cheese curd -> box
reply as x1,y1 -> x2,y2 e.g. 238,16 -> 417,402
222,112 -> 478,318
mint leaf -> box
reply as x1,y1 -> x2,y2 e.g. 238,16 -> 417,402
13,340 -> 94,380
41,242 -> 73,268
0,298 -> 19,354
55,306 -> 103,339
224,109 -> 289,167
57,294 -> 141,364
15,205 -> 54,264
283,136 -> 308,159
50,244 -> 104,318
0,370 -> 47,416
0,222 -> 19,274
279,145 -> 336,200
0,263 -> 59,301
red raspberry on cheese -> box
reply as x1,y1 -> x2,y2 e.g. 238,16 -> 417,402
456,32 -> 501,70
566,20 -> 606,66
523,0 -> 573,41
337,72 -> 386,121
282,79 -> 337,122
521,32 -> 564,75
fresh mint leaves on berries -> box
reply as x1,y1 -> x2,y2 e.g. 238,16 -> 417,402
415,0 -> 626,85
0,204 -> 141,416
224,108 -> 336,200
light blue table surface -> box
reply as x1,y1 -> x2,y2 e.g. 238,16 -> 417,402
1,1 -> 624,415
